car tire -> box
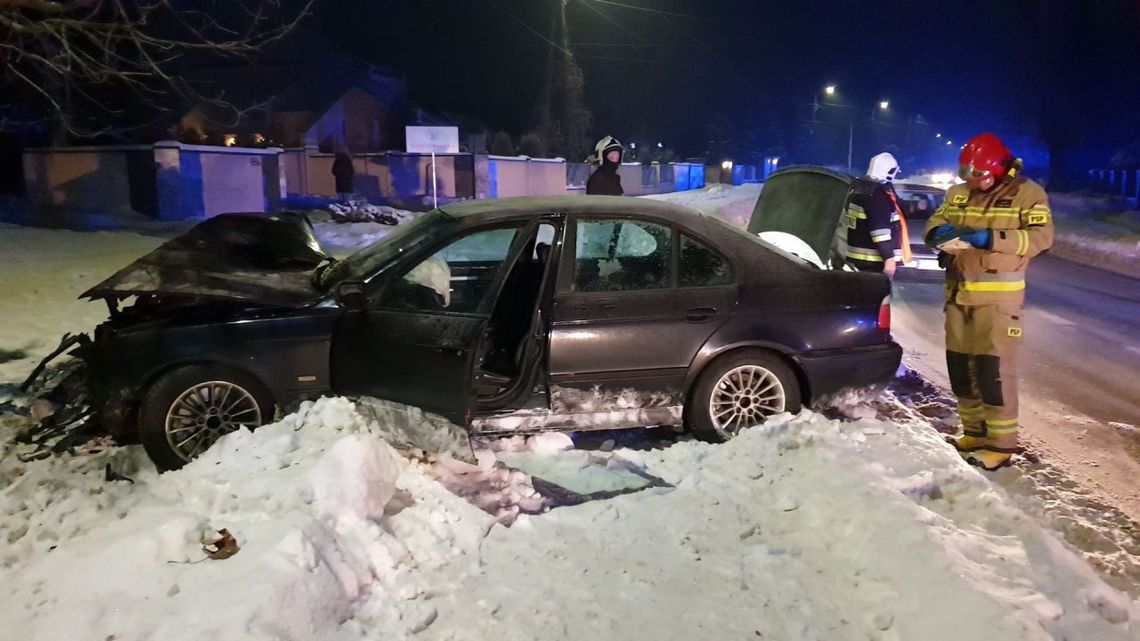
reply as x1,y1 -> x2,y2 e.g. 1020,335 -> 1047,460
138,364 -> 274,471
686,350 -> 802,442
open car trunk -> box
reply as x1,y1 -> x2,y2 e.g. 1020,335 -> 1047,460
747,166 -> 854,269
80,212 -> 331,307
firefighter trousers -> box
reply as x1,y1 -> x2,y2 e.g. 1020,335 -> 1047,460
944,302 -> 1023,452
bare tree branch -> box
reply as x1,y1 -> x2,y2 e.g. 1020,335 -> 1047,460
1,0 -> 313,141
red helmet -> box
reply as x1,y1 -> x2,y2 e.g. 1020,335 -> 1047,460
958,132 -> 1014,183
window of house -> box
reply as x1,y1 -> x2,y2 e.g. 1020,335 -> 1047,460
573,219 -> 672,292
378,226 -> 522,314
679,233 -> 732,287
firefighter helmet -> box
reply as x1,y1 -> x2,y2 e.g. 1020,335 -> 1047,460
958,132 -> 1014,183
591,135 -> 624,164
867,152 -> 900,182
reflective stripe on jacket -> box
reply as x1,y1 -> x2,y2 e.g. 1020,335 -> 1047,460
844,178 -> 901,264
924,176 -> 1054,306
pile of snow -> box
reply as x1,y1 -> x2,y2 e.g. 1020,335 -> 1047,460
423,412 -> 1140,641
645,183 -> 763,228
0,397 -> 495,641
328,199 -> 415,226
4,396 -> 1138,640
308,208 -> 418,255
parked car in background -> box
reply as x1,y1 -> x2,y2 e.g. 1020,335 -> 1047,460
58,196 -> 900,470
894,181 -> 947,220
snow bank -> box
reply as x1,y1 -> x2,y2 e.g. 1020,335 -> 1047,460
424,412 -> 1140,641
308,209 -> 418,255
644,183 -> 762,228
1044,193 -> 1140,279
0,397 -> 494,641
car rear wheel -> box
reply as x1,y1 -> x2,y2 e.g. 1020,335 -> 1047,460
138,364 -> 274,471
687,350 -> 802,441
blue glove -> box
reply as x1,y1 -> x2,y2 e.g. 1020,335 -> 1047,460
960,229 -> 993,249
926,224 -> 958,247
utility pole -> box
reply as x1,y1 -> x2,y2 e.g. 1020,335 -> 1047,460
847,121 -> 853,172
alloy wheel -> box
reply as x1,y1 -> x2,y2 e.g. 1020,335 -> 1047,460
708,365 -> 786,436
164,381 -> 262,462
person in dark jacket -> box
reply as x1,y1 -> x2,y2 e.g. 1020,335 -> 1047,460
843,152 -> 906,276
586,136 -> 624,196
332,148 -> 354,202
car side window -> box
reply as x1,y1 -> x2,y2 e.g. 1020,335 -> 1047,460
574,219 -> 672,292
679,233 -> 732,287
378,226 -> 522,314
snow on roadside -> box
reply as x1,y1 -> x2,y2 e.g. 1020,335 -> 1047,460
644,183 -> 763,228
1047,193 -> 1140,280
0,224 -> 166,386
4,397 -> 1138,641
423,411 -> 1140,641
0,396 -> 495,641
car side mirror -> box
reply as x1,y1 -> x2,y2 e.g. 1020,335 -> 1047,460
335,281 -> 367,310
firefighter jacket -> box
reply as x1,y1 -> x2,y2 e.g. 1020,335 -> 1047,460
925,176 -> 1054,306
844,178 -> 901,265
586,161 -> 624,196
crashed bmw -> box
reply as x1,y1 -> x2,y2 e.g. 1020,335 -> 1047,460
30,195 -> 901,470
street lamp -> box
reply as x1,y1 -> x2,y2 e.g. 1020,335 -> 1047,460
935,133 -> 942,138
824,85 -> 836,96
879,100 -> 890,110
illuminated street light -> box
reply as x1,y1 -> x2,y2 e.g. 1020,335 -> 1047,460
946,140 -> 953,146
657,142 -> 663,148
721,160 -> 734,170
824,85 -> 836,96
879,100 -> 890,110
935,133 -> 942,138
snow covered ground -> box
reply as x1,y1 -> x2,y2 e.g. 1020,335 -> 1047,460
3,186 -> 1140,640
1046,193 -> 1140,280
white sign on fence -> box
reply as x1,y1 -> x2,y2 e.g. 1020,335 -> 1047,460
405,126 -> 459,154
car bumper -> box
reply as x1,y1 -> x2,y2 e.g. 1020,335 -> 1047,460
794,341 -> 903,399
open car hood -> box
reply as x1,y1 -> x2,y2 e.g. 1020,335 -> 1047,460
82,212 -> 332,307
747,166 -> 853,266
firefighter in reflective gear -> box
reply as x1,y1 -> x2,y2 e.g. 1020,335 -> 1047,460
845,152 -> 908,276
925,132 -> 1054,471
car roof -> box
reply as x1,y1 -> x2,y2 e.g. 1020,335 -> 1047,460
438,195 -> 705,222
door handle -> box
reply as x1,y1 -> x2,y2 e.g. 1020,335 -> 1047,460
439,338 -> 465,351
685,307 -> 717,322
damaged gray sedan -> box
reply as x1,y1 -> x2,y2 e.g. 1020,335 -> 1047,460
29,195 -> 900,470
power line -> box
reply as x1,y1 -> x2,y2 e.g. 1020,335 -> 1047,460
587,0 -> 722,22
575,0 -> 648,44
488,0 -> 571,56
569,41 -> 701,47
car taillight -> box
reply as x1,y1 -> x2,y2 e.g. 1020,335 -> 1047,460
877,295 -> 891,331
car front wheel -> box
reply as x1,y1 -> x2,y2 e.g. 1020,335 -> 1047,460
138,364 -> 274,471
687,350 -> 802,441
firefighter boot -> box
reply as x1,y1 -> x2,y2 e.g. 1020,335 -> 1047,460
946,434 -> 990,453
965,449 -> 1014,472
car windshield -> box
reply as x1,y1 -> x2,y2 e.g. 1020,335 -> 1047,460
314,210 -> 457,290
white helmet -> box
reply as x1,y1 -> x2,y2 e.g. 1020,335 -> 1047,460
867,152 -> 900,182
590,135 -> 624,164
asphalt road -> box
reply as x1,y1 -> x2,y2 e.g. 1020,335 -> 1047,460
894,237 -> 1140,432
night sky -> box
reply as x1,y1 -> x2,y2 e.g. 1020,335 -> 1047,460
314,1 -> 1140,173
